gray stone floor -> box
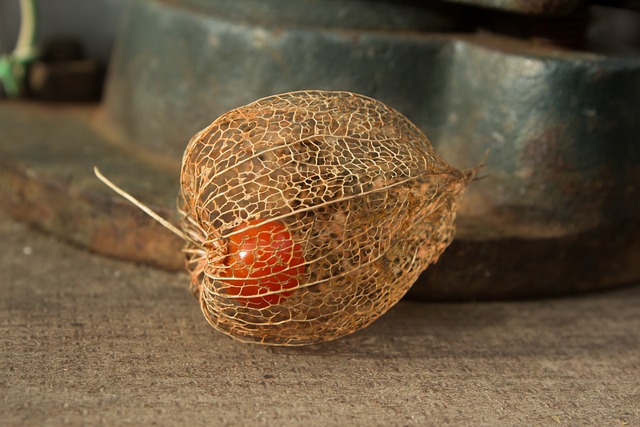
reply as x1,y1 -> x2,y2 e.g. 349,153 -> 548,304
1,211 -> 639,426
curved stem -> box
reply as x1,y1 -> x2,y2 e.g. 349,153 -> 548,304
15,0 -> 38,59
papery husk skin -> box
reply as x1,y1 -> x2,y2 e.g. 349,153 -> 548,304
179,90 -> 469,346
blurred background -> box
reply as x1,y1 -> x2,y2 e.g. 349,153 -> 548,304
1,0 -> 639,300
0,0 -> 125,62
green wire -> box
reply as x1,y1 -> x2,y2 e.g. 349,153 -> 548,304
0,0 -> 38,97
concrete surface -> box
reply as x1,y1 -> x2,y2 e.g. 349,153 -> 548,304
1,210 -> 639,426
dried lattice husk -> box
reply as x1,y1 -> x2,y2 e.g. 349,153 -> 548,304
179,91 -> 469,346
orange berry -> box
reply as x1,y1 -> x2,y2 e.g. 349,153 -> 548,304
223,219 -> 304,308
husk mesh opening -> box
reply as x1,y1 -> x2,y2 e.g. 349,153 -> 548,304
179,90 -> 469,346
